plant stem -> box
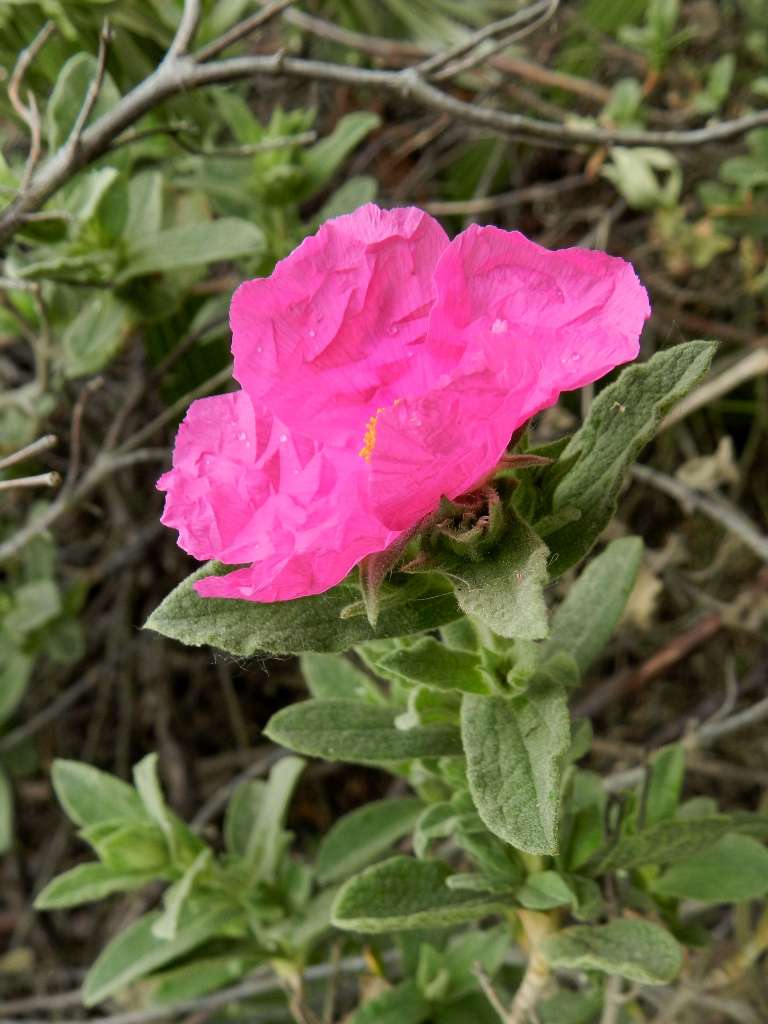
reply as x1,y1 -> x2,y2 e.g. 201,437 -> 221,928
507,910 -> 557,1024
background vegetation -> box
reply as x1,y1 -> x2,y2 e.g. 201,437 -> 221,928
0,1 -> 767,1022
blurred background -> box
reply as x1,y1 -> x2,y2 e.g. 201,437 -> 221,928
0,0 -> 767,1014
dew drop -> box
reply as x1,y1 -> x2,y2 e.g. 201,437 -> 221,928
240,586 -> 254,597
388,325 -> 399,335
256,346 -> 263,353
237,432 -> 246,442
491,318 -> 508,334
279,433 -> 288,443
308,328 -> 316,338
571,352 -> 581,362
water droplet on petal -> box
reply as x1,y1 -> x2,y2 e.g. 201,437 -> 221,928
308,328 -> 316,338
237,432 -> 246,441
571,352 -> 581,362
240,586 -> 254,597
388,325 -> 399,335
491,318 -> 508,334
279,433 -> 288,443
256,346 -> 262,353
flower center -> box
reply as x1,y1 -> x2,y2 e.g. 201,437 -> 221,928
359,408 -> 383,462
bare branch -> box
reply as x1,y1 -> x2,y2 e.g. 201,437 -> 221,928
422,172 -> 588,215
0,433 -> 56,471
66,19 -> 112,155
195,0 -> 294,63
8,23 -> 55,191
631,463 -> 768,563
0,471 -> 60,492
420,1 -> 560,82
166,0 -> 202,60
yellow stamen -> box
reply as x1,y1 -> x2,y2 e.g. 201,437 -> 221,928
359,408 -> 382,462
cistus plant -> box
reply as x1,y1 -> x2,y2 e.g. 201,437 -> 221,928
38,205 -> 768,1023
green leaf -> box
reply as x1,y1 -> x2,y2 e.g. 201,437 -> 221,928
376,638 -> 489,694
332,856 -> 510,932
133,754 -> 180,862
35,863 -> 153,909
437,510 -> 549,640
544,341 -> 717,573
591,816 -> 742,872
317,798 -> 424,884
61,292 -> 132,378
124,170 -> 164,243
643,744 -> 685,826
562,772 -> 606,872
6,580 -> 61,634
94,822 -> 169,873
348,979 -> 430,1024
83,903 -> 238,1006
653,834 -> 768,903
0,646 -> 32,725
517,871 -> 574,910
300,653 -> 380,702
541,919 -> 683,984
0,768 -> 12,854
52,760 -> 146,827
149,955 -> 257,1005
119,219 -> 265,281
265,700 -> 463,764
46,53 -> 121,151
240,756 -> 304,883
543,537 -> 643,675
300,112 -> 381,196
462,688 -> 570,855
153,849 -> 212,940
146,563 -> 461,655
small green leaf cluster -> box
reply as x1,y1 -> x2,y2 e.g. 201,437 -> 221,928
36,752 -> 341,1007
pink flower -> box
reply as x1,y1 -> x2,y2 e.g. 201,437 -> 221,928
158,204 -> 650,602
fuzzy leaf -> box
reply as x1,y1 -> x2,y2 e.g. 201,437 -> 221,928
35,863 -> 154,909
332,856 -> 510,932
376,638 -> 489,694
317,798 -> 424,884
119,219 -> 265,281
146,564 -> 461,655
300,653 -> 381,702
591,815 -> 753,872
653,834 -> 768,902
52,760 -> 146,828
437,510 -> 549,640
462,689 -> 570,855
541,919 -> 682,984
543,537 -> 643,674
265,700 -> 463,763
544,341 -> 717,573
83,904 -> 238,1006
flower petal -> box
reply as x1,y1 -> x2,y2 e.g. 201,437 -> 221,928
369,226 -> 650,531
230,204 -> 451,445
429,225 -> 651,406
157,390 -> 399,602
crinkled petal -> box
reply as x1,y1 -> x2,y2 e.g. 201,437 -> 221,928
157,390 -> 399,601
230,204 -> 452,444
369,226 -> 650,531
429,225 -> 650,405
